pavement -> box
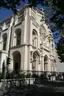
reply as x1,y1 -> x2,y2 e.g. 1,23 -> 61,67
0,82 -> 64,96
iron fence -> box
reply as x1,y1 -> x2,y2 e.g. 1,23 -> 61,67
0,70 -> 64,95
0,70 -> 64,83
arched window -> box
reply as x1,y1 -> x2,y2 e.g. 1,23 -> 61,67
32,53 -> 36,70
32,51 -> 40,71
2,33 -> 7,50
15,29 -> 21,46
32,29 -> 38,47
44,55 -> 48,71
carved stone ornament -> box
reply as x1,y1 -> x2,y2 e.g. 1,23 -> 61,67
39,24 -> 46,40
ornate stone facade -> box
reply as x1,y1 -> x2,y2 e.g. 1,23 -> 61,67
0,5 -> 56,72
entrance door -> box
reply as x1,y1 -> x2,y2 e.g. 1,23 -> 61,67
13,51 -> 21,73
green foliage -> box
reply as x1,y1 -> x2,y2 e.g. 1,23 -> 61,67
28,0 -> 45,7
56,37 -> 64,62
0,0 -> 25,14
49,0 -> 64,30
26,73 -> 31,78
1,0 -> 64,29
6,71 -> 25,79
27,0 -> 64,31
0,0 -> 64,28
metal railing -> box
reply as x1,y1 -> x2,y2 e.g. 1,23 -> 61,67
0,70 -> 64,81
0,70 -> 64,95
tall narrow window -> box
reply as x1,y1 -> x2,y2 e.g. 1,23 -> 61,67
32,51 -> 40,71
15,29 -> 21,46
2,33 -> 7,50
44,55 -> 48,71
32,29 -> 38,47
32,52 -> 36,70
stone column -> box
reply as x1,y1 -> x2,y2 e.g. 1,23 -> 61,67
48,58 -> 51,71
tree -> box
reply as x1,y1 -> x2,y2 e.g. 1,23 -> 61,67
0,0 -> 25,14
0,0 -> 64,28
0,0 -> 64,27
49,0 -> 64,30
27,0 -> 64,28
56,37 -> 64,62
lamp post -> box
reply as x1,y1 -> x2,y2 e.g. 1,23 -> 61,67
2,61 -> 6,91
3,18 -> 14,92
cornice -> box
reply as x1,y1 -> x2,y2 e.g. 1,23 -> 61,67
2,27 -> 8,32
0,50 -> 8,54
14,22 -> 22,27
10,44 -> 28,49
10,44 -> 40,50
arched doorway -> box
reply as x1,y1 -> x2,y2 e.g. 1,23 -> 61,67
44,55 -> 48,71
13,51 -> 21,73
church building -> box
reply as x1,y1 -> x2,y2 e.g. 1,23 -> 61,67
0,5 -> 56,72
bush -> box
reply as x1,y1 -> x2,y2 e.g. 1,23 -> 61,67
7,71 -> 25,79
32,73 -> 39,78
40,74 -> 48,83
18,71 -> 25,78
26,73 -> 31,78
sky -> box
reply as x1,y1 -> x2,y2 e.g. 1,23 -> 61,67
0,1 -> 26,22
0,8 -> 12,22
57,55 -> 64,72
0,1 -> 64,72
0,1 -> 47,22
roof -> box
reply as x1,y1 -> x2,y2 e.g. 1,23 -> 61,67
0,4 -> 45,24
